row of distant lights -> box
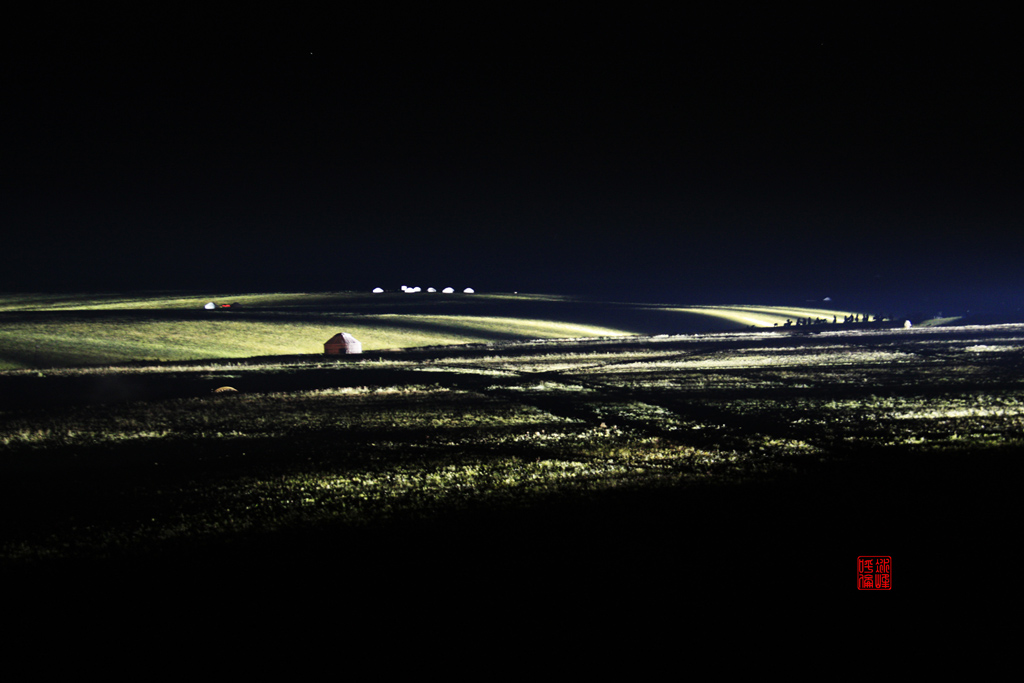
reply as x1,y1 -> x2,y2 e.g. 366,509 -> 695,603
373,286 -> 475,294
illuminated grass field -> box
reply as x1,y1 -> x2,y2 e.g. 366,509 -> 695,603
0,291 -> 866,370
2,295 -> 1022,596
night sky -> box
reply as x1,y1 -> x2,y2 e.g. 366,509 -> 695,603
4,8 -> 1022,314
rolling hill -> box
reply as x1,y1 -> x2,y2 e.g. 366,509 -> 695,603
0,291 -> 868,369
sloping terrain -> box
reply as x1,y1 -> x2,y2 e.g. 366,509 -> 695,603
0,291 -> 864,369
3,322 -> 1022,599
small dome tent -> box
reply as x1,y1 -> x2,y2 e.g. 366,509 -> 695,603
324,332 -> 363,355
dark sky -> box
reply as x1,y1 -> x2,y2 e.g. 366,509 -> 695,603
4,7 -> 1022,313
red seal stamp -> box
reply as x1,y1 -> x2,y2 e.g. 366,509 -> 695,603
857,556 -> 891,590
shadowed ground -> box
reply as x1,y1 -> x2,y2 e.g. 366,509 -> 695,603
5,323 -> 1022,604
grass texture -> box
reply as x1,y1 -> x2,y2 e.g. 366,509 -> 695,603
3,318 -> 1023,570
0,291 -> 864,370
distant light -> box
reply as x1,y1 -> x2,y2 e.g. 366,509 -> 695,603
442,287 -> 455,294
905,320 -> 913,328
372,287 -> 384,294
427,287 -> 436,293
463,287 -> 475,294
204,302 -> 216,310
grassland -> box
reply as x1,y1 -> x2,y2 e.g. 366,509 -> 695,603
2,290 -> 1022,599
0,291 -> 865,370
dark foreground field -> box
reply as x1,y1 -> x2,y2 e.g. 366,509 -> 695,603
4,322 -> 1023,606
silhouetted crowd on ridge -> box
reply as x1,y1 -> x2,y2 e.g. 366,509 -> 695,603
777,314 -> 890,327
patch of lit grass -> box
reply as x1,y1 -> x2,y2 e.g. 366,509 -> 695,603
0,293 -> 635,369
663,305 -> 861,328
0,380 -> 726,561
6,317 -> 1024,564
0,318 -> 340,368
